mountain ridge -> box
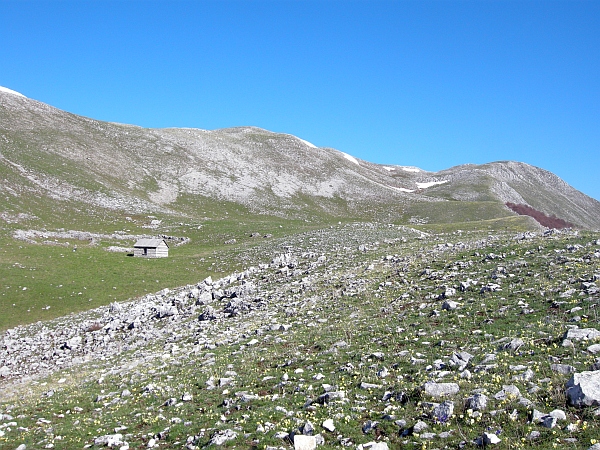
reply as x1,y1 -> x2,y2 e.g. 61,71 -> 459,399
1,87 -> 599,229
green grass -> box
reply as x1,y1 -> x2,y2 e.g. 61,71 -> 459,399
0,241 -> 202,329
405,200 -> 516,225
415,215 -> 538,234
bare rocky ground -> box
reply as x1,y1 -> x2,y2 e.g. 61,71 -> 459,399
1,223 -> 600,449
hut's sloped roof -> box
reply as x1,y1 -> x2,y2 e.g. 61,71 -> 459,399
134,239 -> 168,248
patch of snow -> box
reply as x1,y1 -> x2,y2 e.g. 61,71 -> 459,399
0,86 -> 26,98
340,152 -> 360,166
401,166 -> 422,173
293,136 -> 317,149
383,166 -> 396,171
416,180 -> 449,189
398,188 -> 415,193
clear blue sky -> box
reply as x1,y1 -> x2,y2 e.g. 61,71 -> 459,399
1,0 -> 599,200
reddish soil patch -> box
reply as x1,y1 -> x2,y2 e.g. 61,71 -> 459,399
506,202 -> 574,229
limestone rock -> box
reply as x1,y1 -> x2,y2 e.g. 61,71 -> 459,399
64,336 -> 82,350
423,382 -> 459,398
94,434 -> 124,447
209,429 -> 237,445
322,419 -> 335,432
551,363 -> 576,374
358,443 -> 389,450
566,371 -> 600,407
502,338 -> 524,352
564,327 -> 600,341
301,421 -> 315,436
294,435 -> 316,450
450,351 -> 473,370
413,420 -> 428,433
588,344 -> 600,354
466,393 -> 488,411
494,385 -> 521,401
482,432 -> 501,445
442,300 -> 458,310
360,382 -> 382,389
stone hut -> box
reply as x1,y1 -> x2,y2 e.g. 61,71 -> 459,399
133,239 -> 169,258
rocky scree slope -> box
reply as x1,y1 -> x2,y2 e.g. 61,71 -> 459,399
1,88 -> 599,228
2,225 -> 600,449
